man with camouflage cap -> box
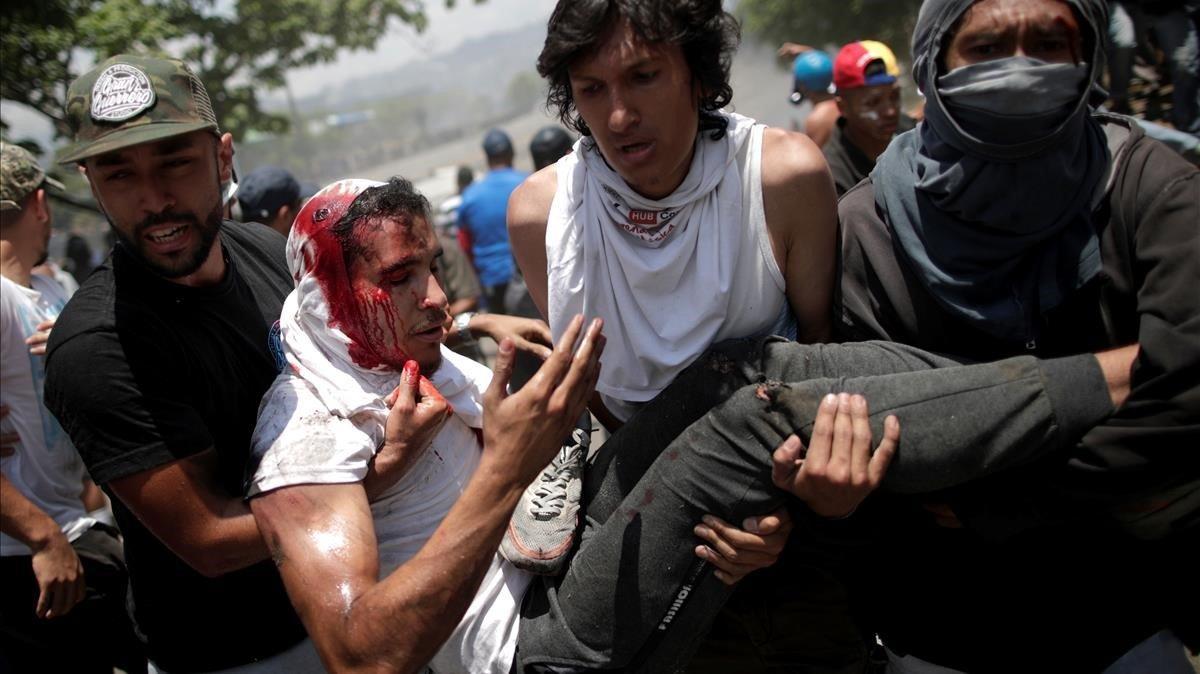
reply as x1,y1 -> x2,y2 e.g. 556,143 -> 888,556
1,144 -> 66,213
1,143 -> 145,673
40,54 -> 342,673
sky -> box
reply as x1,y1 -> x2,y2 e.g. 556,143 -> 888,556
284,0 -> 558,99
0,0 -> 560,157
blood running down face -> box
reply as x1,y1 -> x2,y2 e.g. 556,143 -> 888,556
289,178 -> 450,374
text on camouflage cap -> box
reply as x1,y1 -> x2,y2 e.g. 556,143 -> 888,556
60,54 -> 220,165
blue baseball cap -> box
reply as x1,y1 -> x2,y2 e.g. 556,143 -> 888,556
791,50 -> 834,104
482,128 -> 513,157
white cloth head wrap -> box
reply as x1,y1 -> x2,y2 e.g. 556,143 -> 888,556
282,179 -> 488,435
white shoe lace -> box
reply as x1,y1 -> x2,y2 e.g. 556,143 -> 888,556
529,431 -> 587,520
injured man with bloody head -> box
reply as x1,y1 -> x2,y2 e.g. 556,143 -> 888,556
245,177 -> 1126,674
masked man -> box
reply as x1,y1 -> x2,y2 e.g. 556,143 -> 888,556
837,0 -> 1200,670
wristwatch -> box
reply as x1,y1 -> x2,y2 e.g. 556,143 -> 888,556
453,312 -> 476,343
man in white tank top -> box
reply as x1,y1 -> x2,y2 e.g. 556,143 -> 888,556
507,1 -> 878,670
246,176 -> 1129,674
506,2 -> 1139,673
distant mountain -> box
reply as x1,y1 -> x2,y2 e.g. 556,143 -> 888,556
290,20 -> 548,115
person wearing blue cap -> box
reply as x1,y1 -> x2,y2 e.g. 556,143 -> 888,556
238,165 -> 317,237
783,46 -> 840,148
458,129 -> 526,314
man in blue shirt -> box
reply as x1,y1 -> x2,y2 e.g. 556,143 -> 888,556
458,129 -> 527,314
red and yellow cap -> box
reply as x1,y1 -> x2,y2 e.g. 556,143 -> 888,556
833,40 -> 900,92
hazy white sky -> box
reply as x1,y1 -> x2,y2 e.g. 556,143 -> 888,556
1,0 -> 559,154
285,0 -> 558,98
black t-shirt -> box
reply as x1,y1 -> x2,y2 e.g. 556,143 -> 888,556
822,118 -> 877,198
44,221 -> 305,672
823,115 -> 918,197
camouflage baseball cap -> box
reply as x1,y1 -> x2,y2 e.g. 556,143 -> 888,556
59,54 -> 220,165
1,143 -> 65,212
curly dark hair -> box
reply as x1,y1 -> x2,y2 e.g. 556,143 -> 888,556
332,176 -> 431,270
537,0 -> 741,140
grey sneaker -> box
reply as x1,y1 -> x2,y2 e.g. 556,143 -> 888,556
500,414 -> 591,575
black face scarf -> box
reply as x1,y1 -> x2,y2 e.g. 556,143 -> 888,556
871,0 -> 1111,343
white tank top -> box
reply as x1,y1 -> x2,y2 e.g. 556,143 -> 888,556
545,115 -> 794,422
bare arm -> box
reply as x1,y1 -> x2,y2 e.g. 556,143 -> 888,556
251,317 -> 605,673
1095,344 -> 1137,408
683,128 -> 843,583
0,472 -> 86,618
80,478 -> 107,512
777,42 -> 816,59
803,103 -> 840,150
252,469 -> 524,673
507,165 -> 558,321
465,313 -> 553,360
101,370 -> 452,580
761,127 -> 838,343
107,435 -> 428,579
441,313 -> 553,360
108,448 -> 268,578
508,165 -> 626,431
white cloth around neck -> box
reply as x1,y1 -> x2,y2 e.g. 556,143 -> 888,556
546,113 -> 781,404
282,179 -> 489,438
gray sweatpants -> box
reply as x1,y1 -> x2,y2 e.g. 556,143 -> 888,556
515,337 -> 1114,673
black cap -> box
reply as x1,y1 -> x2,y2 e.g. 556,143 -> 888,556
482,128 -> 513,157
238,165 -> 301,221
529,125 -> 575,170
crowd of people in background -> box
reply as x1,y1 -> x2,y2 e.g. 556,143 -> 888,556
782,2 -> 1199,177
1,0 -> 1196,673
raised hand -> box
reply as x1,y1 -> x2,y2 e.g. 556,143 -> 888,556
482,315 -> 604,485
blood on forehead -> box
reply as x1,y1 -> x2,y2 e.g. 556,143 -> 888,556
291,181 -> 394,369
